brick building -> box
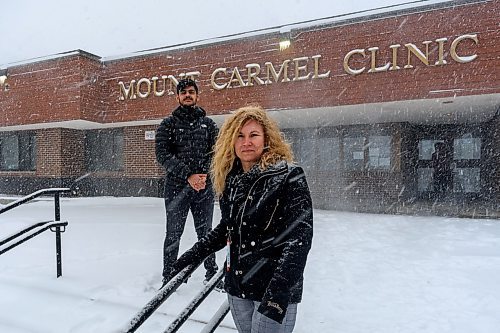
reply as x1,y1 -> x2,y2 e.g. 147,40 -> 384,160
0,0 -> 499,217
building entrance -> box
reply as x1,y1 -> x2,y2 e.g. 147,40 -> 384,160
414,128 -> 483,201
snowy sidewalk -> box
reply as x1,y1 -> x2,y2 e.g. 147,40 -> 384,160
1,196 -> 499,333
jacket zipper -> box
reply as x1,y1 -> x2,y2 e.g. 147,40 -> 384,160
238,168 -> 287,257
263,199 -> 279,231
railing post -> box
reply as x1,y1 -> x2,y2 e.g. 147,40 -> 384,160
54,192 -> 64,278
0,188 -> 70,278
55,226 -> 63,278
54,192 -> 61,221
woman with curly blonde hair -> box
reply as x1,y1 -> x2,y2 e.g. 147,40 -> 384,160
167,105 -> 313,333
211,105 -> 294,196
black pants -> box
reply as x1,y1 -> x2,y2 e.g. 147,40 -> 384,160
163,183 -> 217,280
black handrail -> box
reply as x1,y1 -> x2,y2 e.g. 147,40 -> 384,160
0,187 -> 71,277
164,268 -> 226,333
0,221 -> 51,246
0,221 -> 68,256
200,300 -> 230,333
0,187 -> 71,217
123,262 -> 202,333
123,264 -> 230,333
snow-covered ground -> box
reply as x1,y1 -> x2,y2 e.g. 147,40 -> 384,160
0,196 -> 499,333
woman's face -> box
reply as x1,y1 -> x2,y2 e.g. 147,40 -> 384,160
235,119 -> 265,172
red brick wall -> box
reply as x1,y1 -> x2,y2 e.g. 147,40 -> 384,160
124,125 -> 163,177
80,57 -> 103,122
1,2 -> 498,127
0,53 -> 102,127
0,1 -> 497,213
60,129 -> 85,177
36,128 -> 62,177
97,1 -> 499,123
34,128 -> 85,178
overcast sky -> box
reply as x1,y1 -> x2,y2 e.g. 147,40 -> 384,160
1,0 -> 449,67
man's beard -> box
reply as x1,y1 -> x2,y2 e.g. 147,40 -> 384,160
180,98 -> 196,107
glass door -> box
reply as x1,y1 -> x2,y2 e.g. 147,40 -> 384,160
417,138 -> 453,199
452,133 -> 482,195
415,132 -> 482,200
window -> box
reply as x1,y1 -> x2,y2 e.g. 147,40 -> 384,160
368,135 -> 391,169
294,136 -> 315,170
343,136 -> 365,170
454,134 -> 481,160
318,137 -> 340,171
418,139 -> 444,160
417,167 -> 433,192
0,132 -> 36,171
85,129 -> 124,171
453,167 -> 480,193
343,134 -> 392,171
284,129 -> 316,171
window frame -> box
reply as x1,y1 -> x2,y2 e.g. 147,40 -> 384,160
0,132 -> 37,171
85,129 -> 124,172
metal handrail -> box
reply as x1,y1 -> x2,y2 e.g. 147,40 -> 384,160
164,268 -> 226,333
123,263 -> 230,333
0,187 -> 71,217
123,262 -> 201,332
0,187 -> 71,277
0,221 -> 52,246
0,221 -> 68,255
200,300 -> 230,333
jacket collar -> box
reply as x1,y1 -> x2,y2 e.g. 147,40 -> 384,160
172,105 -> 206,122
230,160 -> 288,183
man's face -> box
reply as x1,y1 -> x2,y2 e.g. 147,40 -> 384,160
176,85 -> 198,107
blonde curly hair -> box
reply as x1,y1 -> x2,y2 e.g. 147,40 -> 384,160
210,105 -> 294,196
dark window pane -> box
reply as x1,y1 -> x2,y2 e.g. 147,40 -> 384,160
368,135 -> 391,170
0,132 -> 36,171
343,136 -> 364,170
85,129 -> 124,171
454,134 -> 481,160
1,135 -> 19,170
318,137 -> 340,171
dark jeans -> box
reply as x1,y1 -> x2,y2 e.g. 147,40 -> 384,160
163,183 -> 217,280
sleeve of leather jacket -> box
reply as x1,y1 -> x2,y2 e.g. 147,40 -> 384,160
155,118 -> 192,181
171,218 -> 229,276
257,166 -> 313,323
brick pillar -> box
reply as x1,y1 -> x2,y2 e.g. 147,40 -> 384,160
36,128 -> 63,177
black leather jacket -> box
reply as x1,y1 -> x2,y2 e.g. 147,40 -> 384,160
173,160 -> 313,323
155,105 -> 218,187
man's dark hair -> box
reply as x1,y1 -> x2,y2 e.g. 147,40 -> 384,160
176,78 -> 198,94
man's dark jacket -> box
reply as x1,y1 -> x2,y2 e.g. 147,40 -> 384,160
155,105 -> 218,186
171,160 -> 314,323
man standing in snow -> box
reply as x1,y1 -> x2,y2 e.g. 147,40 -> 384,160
155,78 -> 218,286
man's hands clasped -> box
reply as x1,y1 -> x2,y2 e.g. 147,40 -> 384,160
188,174 -> 207,192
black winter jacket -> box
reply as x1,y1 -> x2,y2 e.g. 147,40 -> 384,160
155,105 -> 218,186
172,160 -> 313,323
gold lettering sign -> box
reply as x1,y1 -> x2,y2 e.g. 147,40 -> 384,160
118,56 -> 329,100
117,33 -> 478,101
118,72 -> 200,101
343,33 -> 478,75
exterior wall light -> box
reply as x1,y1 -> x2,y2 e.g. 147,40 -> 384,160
279,28 -> 291,51
0,70 -> 8,91
279,39 -> 291,51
